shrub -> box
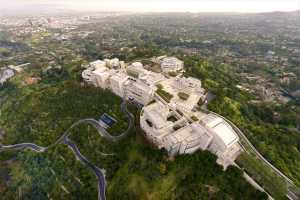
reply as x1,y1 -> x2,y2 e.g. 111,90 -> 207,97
178,92 -> 190,100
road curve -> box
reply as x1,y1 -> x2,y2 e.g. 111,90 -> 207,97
0,143 -> 46,152
64,137 -> 106,200
53,100 -> 134,146
0,100 -> 134,200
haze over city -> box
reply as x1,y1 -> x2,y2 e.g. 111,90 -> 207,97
2,0 -> 300,13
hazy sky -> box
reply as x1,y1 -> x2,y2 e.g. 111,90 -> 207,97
3,0 -> 300,13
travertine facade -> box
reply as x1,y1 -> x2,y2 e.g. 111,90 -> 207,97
82,57 -> 242,169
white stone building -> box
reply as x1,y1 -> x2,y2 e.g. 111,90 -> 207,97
92,67 -> 111,88
161,57 -> 184,73
140,102 -> 242,169
82,57 -> 242,169
81,68 -> 95,85
104,58 -> 120,69
163,123 -> 213,155
90,60 -> 106,69
200,114 -> 242,169
126,62 -> 147,77
140,102 -> 214,155
82,60 -> 161,105
125,79 -> 154,105
125,62 -> 166,105
159,76 -> 206,113
140,102 -> 213,155
109,71 -> 129,98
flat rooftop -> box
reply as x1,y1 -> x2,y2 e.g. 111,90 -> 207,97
164,123 -> 213,151
143,102 -> 172,130
92,67 -> 109,76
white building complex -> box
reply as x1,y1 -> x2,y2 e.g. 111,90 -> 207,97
82,57 -> 242,169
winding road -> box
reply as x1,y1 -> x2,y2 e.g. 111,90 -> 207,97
0,100 -> 134,200
1,93 -> 299,199
64,137 -> 106,200
0,143 -> 46,152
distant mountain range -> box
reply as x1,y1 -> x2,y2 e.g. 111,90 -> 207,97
0,4 -> 299,17
0,4 -> 76,17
